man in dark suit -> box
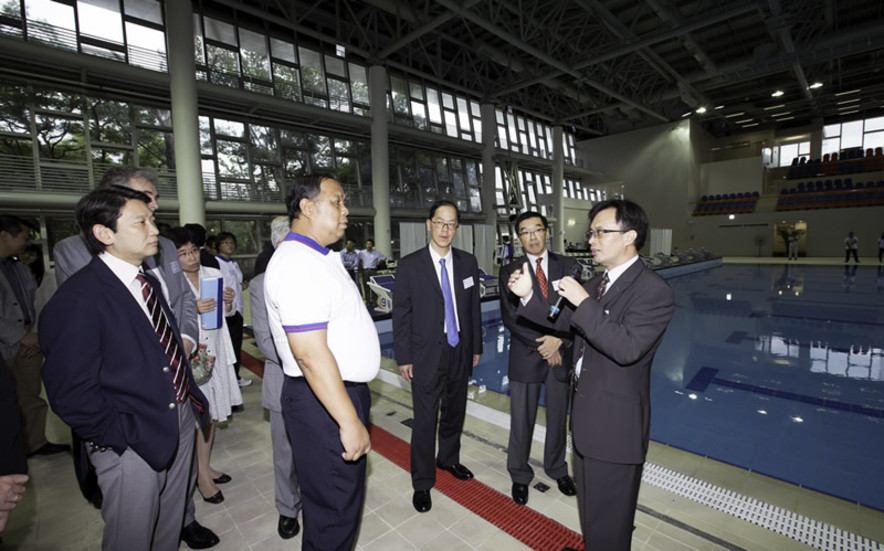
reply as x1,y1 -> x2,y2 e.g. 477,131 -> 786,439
499,211 -> 577,505
52,167 -> 216,548
40,187 -> 211,550
508,199 -> 674,550
392,200 -> 483,513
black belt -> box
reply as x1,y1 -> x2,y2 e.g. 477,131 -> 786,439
288,375 -> 363,387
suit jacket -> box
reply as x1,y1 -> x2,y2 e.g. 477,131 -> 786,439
39,256 -> 209,471
54,234 -> 198,342
249,273 -> 285,413
520,259 -> 674,464
392,246 -> 482,385
500,253 -> 577,384
0,258 -> 38,362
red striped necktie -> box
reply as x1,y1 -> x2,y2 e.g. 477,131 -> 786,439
136,272 -> 189,403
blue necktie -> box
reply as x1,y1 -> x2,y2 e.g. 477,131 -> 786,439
440,259 -> 460,347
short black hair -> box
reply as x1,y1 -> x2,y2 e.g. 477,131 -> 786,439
184,223 -> 207,247
285,173 -> 335,221
99,165 -> 159,190
428,200 -> 460,223
515,211 -> 548,233
0,214 -> 35,236
217,231 -> 236,247
164,227 -> 195,250
589,199 -> 649,250
75,187 -> 152,255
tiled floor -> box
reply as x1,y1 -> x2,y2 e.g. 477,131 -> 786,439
4,258 -> 884,550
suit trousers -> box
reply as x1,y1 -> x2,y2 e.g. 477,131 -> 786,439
270,409 -> 302,518
90,403 -> 196,551
574,451 -> 643,551
410,340 -> 469,491
507,370 -> 570,484
226,312 -> 244,379
282,377 -> 369,551
8,348 -> 48,454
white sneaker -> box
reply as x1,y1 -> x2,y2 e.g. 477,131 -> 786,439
238,378 -> 252,387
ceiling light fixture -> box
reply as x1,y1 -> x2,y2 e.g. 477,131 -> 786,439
771,112 -> 792,117
771,90 -> 784,97
763,104 -> 786,110
724,112 -> 745,118
735,118 -> 754,124
695,106 -> 707,114
809,82 -> 823,89
741,123 -> 759,127
834,89 -> 861,96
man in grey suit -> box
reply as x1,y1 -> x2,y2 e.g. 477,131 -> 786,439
508,199 -> 674,550
52,167 -> 217,549
249,215 -> 302,540
1,214 -> 70,457
499,211 -> 577,506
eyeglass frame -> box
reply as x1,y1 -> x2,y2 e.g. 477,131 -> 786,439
585,228 -> 629,240
517,228 -> 547,239
430,219 -> 459,231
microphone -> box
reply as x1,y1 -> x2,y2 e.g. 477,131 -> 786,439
548,263 -> 583,321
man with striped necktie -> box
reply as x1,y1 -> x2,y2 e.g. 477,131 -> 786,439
40,187 -> 209,551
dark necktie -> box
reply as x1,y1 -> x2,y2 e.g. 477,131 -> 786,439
535,257 -> 548,300
136,273 -> 189,403
596,272 -> 610,300
572,273 -> 609,387
440,259 -> 460,347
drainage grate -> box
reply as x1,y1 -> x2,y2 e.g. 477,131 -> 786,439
642,463 -> 884,551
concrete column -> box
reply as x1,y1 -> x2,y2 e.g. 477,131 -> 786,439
369,65 -> 391,257
480,103 -> 497,229
551,126 -> 565,253
164,0 -> 205,224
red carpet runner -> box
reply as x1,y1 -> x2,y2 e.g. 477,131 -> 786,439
241,349 -> 584,550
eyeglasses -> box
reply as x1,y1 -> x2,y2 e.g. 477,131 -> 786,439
518,228 -> 546,239
585,228 -> 628,240
431,220 -> 458,231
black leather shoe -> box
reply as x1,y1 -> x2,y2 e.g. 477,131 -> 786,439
557,475 -> 577,496
438,462 -> 474,481
277,515 -> 300,539
412,490 -> 432,513
27,442 -> 71,457
201,490 -> 224,504
512,483 -> 528,505
212,473 -> 232,484
180,521 -> 220,549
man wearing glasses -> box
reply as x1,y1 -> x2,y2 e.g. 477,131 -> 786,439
499,211 -> 578,506
392,200 -> 482,514
508,199 -> 674,550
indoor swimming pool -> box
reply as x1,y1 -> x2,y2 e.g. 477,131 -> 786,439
382,263 -> 884,512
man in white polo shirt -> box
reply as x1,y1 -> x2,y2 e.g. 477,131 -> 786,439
264,174 -> 380,550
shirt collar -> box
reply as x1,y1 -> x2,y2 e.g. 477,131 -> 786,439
525,249 -> 548,266
98,251 -> 142,286
284,232 -> 329,255
428,245 -> 452,264
604,254 -> 639,286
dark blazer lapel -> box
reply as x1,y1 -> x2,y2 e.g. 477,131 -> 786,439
91,257 -> 174,352
421,247 -> 443,299
600,259 -> 644,307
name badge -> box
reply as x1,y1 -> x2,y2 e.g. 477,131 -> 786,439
552,278 -> 562,292
463,276 -> 474,289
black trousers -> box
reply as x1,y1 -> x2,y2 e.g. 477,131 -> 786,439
845,249 -> 859,263
574,452 -> 643,551
282,377 -> 370,551
409,340 -> 469,491
226,312 -> 244,379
